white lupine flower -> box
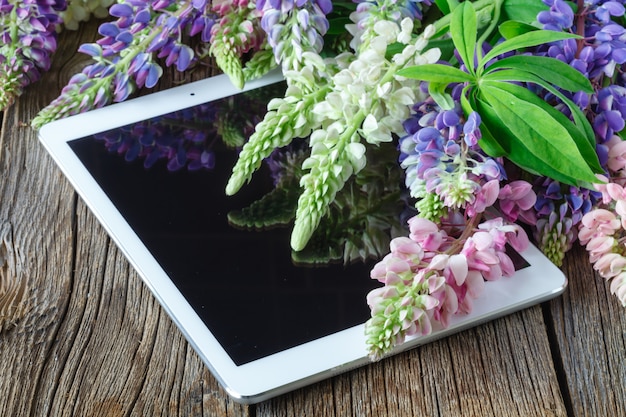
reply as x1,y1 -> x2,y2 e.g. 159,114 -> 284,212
423,24 -> 436,40
312,92 -> 343,120
362,114 -> 393,144
334,69 -> 354,87
376,82 -> 392,98
346,142 -> 367,172
398,18 -> 414,44
373,20 -> 400,43
393,44 -> 416,66
366,36 -> 389,57
392,86 -> 416,106
358,48 -> 386,68
417,47 -> 442,65
381,114 -> 406,135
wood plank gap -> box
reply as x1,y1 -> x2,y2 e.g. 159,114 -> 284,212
541,302 -> 574,417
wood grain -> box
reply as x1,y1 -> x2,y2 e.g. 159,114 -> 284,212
549,245 -> 626,417
0,18 -> 623,417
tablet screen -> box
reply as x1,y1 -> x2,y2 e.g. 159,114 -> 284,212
68,81 -> 382,365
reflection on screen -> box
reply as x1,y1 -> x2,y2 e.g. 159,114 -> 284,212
68,81 -> 530,366
69,82 -> 389,365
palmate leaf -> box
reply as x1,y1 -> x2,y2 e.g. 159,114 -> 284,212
433,0 -> 460,15
472,93 -> 593,182
429,82 -> 456,110
478,82 -> 600,185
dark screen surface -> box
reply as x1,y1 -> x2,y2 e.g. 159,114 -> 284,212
68,83 -> 381,365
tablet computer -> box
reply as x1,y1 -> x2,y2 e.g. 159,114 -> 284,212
38,69 -> 567,404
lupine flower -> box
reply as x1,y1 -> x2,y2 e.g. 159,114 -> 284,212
534,202 -> 577,266
257,0 -> 332,70
33,0 -> 214,128
209,0 -> 265,88
365,214 -> 529,360
498,181 -> 538,225
580,177 -> 626,307
400,97 -> 505,221
0,0 -> 66,110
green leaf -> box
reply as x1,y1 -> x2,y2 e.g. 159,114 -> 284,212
484,55 -> 594,93
467,92 -> 509,156
475,95 -> 587,181
502,0 -> 550,24
478,83 -> 599,185
480,30 -> 580,67
397,63 -> 475,84
479,77 -> 602,174
434,0 -> 460,14
498,20 -> 541,39
450,1 -> 478,74
429,82 -> 456,110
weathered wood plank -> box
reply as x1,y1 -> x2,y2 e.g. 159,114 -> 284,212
549,245 -> 626,417
0,21 -> 249,417
258,306 -> 567,416
1,16 -> 625,417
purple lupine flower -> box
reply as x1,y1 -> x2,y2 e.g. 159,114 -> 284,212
537,0 -> 574,31
399,93 -> 503,220
0,0 -> 66,110
33,0 -> 216,128
257,0 -> 331,68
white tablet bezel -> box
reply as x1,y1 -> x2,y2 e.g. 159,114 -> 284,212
38,70 -> 567,404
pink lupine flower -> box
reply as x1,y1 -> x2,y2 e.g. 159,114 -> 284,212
593,175 -> 614,204
464,270 -> 485,298
408,216 -> 447,251
498,180 -> 538,225
370,254 -> 412,284
594,252 -> 626,278
605,182 -> 626,201
480,217 -> 530,252
430,284 -> 459,328
585,235 -> 617,262
496,251 -> 516,277
466,179 -> 499,217
448,254 -> 469,286
579,209 -> 620,244
389,236 -> 424,263
609,272 -> 626,306
606,135 -> 626,171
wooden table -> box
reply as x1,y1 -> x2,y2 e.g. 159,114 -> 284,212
1,20 -> 624,417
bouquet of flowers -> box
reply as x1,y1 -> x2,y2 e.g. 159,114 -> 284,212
5,0 -> 626,360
